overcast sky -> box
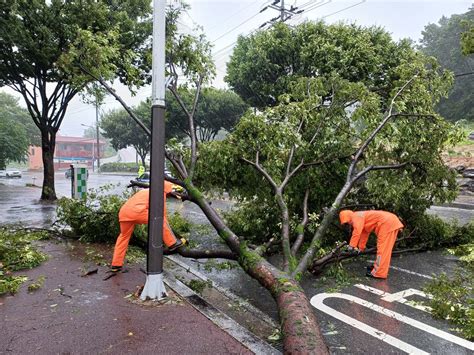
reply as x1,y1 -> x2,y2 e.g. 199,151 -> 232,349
1,0 -> 471,136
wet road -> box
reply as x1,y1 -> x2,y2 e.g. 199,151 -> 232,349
1,173 -> 473,353
303,253 -> 473,354
0,171 -> 131,227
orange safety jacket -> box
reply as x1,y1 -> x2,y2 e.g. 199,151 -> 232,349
339,210 -> 403,250
119,181 -> 174,222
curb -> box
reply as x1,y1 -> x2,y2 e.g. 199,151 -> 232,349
166,255 -> 278,329
438,202 -> 474,210
163,269 -> 281,355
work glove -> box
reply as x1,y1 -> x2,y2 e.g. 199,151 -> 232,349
172,184 -> 185,193
345,245 -> 360,256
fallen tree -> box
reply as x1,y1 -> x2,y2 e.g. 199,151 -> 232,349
60,8 -> 461,353
89,72 -> 457,354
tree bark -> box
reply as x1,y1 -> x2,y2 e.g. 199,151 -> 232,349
40,129 -> 57,200
181,179 -> 328,353
244,258 -> 329,354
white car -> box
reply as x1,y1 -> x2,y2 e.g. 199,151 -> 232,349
0,170 -> 6,178
6,169 -> 22,178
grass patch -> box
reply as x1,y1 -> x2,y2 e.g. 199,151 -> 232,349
186,279 -> 213,294
203,259 -> 237,272
126,246 -> 146,264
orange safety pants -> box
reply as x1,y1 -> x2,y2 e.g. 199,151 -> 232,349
111,217 -> 178,268
371,229 -> 400,279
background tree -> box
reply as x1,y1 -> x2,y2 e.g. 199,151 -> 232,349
100,99 -> 186,167
0,0 -> 152,200
419,7 -> 474,121
0,93 -> 41,147
166,87 -> 248,141
461,18 -> 474,55
100,101 -> 150,167
0,93 -> 30,169
226,21 -> 416,109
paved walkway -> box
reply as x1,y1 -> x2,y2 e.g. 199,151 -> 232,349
0,240 -> 252,354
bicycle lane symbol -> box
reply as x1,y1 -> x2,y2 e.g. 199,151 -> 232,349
310,284 -> 474,354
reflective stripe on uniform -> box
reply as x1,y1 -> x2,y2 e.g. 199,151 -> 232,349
372,255 -> 381,275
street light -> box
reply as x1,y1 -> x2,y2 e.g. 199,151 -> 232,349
81,123 -> 100,173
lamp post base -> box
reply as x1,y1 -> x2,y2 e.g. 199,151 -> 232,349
140,273 -> 168,301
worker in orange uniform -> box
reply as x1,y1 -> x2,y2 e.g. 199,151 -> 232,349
339,210 -> 403,279
110,181 -> 186,272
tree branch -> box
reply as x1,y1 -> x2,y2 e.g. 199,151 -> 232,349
79,66 -> 189,182
310,236 -> 422,274
291,188 -> 310,256
174,247 -> 237,260
80,66 -> 152,137
241,152 -> 278,190
281,159 -> 304,191
188,77 -> 203,178
353,162 -> 409,182
347,74 -> 418,180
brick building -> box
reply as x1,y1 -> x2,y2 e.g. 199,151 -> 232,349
28,136 -> 105,170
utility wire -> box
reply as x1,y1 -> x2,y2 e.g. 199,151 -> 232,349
319,0 -> 366,19
206,1 -> 271,32
211,11 -> 264,43
301,0 -> 332,14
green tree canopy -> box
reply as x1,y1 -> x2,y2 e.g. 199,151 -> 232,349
461,18 -> 474,55
166,87 -> 248,141
225,21 -> 416,109
419,7 -> 474,121
100,99 -> 186,167
199,57 -> 458,250
0,0 -> 152,199
0,93 -> 30,169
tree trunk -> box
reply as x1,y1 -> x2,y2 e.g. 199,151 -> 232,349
243,256 -> 329,354
184,180 -> 328,353
140,154 -> 147,169
40,129 -> 57,200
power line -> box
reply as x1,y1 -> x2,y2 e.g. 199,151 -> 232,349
319,0 -> 366,19
206,1 -> 270,33
211,11 -> 264,43
300,0 -> 332,14
259,0 -> 306,28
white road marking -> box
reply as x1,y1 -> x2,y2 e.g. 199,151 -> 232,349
354,284 -> 433,312
354,284 -> 387,296
311,292 -> 474,352
368,261 -> 434,280
310,293 -> 429,354
381,288 -> 431,303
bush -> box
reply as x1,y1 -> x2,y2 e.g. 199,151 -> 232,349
424,237 -> 474,341
56,186 -> 193,245
56,185 -> 128,243
99,162 -> 147,173
424,271 -> 473,340
404,214 -> 474,249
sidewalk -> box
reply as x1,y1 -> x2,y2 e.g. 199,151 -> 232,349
0,240 -> 252,354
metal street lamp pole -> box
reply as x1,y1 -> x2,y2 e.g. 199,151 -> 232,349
140,0 -> 167,300
95,102 -> 101,173
81,123 -> 95,172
